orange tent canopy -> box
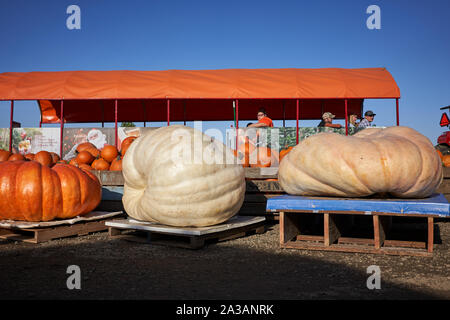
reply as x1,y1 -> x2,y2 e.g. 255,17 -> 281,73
0,68 -> 400,123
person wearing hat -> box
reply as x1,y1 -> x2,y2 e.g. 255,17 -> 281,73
358,110 -> 376,129
318,112 -> 342,128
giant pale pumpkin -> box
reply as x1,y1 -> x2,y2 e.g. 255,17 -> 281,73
122,125 -> 245,227
278,126 -> 443,198
0,161 -> 101,221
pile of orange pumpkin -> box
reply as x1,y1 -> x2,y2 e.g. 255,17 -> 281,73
234,142 -> 293,168
0,149 -> 62,167
67,136 -> 136,171
437,149 -> 450,167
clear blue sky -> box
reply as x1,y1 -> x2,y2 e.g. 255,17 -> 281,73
1,0 -> 450,144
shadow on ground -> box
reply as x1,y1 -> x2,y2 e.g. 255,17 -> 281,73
0,221 -> 448,300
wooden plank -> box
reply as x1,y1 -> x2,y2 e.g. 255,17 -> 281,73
443,166 -> 450,178
324,214 -> 340,246
279,212 -> 300,245
244,167 -> 278,179
246,180 -> 284,193
282,240 -> 432,257
428,217 -> 434,253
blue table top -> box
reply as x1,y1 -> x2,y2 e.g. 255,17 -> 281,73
266,193 -> 450,217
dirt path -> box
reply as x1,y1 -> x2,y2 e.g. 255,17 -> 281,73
0,220 -> 449,300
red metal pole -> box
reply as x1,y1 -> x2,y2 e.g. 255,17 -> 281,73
345,99 -> 348,136
235,99 -> 239,150
296,99 -> 299,144
115,99 -> 118,147
167,99 -> 170,126
9,100 -> 14,153
396,98 -> 399,126
60,100 -> 64,158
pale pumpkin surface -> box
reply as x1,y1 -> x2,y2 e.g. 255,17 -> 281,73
278,126 -> 443,198
122,125 -> 245,227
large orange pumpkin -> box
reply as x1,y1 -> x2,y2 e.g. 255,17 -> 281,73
101,145 -> 118,163
34,151 -> 54,167
84,146 -> 100,158
0,150 -> 11,162
0,161 -> 101,221
8,153 -> 25,161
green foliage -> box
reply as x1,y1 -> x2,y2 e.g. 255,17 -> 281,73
120,122 -> 136,127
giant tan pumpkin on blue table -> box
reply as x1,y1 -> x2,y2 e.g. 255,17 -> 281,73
279,126 -> 443,198
122,125 -> 245,227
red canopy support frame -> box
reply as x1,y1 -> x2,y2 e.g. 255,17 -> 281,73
9,100 -> 14,152
114,99 -> 118,147
345,99 -> 348,136
60,100 -> 64,158
235,99 -> 239,150
296,99 -> 299,144
167,99 -> 170,126
396,98 -> 400,126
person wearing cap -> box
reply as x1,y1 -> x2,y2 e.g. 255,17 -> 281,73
358,110 -> 376,129
318,112 -> 342,128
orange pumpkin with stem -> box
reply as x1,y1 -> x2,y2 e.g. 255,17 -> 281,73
110,155 -> 122,171
120,136 -> 137,156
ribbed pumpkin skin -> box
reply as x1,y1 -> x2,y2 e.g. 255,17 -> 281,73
0,161 -> 101,221
122,125 -> 245,227
279,126 -> 443,198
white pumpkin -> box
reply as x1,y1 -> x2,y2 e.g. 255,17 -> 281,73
278,126 -> 443,198
122,125 -> 245,227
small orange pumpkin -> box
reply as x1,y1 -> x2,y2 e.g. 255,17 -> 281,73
24,153 -> 35,161
443,154 -> 450,167
76,142 -> 96,153
0,150 -> 11,162
76,150 -> 95,165
101,145 -> 119,163
69,158 -> 79,167
34,151 -> 54,167
8,153 -> 25,161
92,158 -> 110,171
120,136 -> 136,156
109,156 -> 122,171
279,146 -> 294,162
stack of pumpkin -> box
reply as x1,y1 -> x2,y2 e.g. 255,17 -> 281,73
0,149 -> 62,167
235,140 -> 293,168
67,136 -> 136,171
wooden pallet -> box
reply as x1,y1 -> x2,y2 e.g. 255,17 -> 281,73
0,211 -> 124,244
106,215 -> 267,249
279,211 -> 439,257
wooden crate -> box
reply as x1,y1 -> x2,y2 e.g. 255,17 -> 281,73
106,215 -> 266,249
0,211 -> 124,244
436,167 -> 450,203
279,211 -> 439,257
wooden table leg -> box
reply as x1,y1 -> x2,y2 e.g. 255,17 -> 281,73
428,217 -> 434,253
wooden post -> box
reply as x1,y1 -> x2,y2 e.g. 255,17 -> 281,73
427,217 -> 434,253
324,213 -> 340,246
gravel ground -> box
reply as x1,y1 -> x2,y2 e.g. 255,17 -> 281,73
0,218 -> 449,300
